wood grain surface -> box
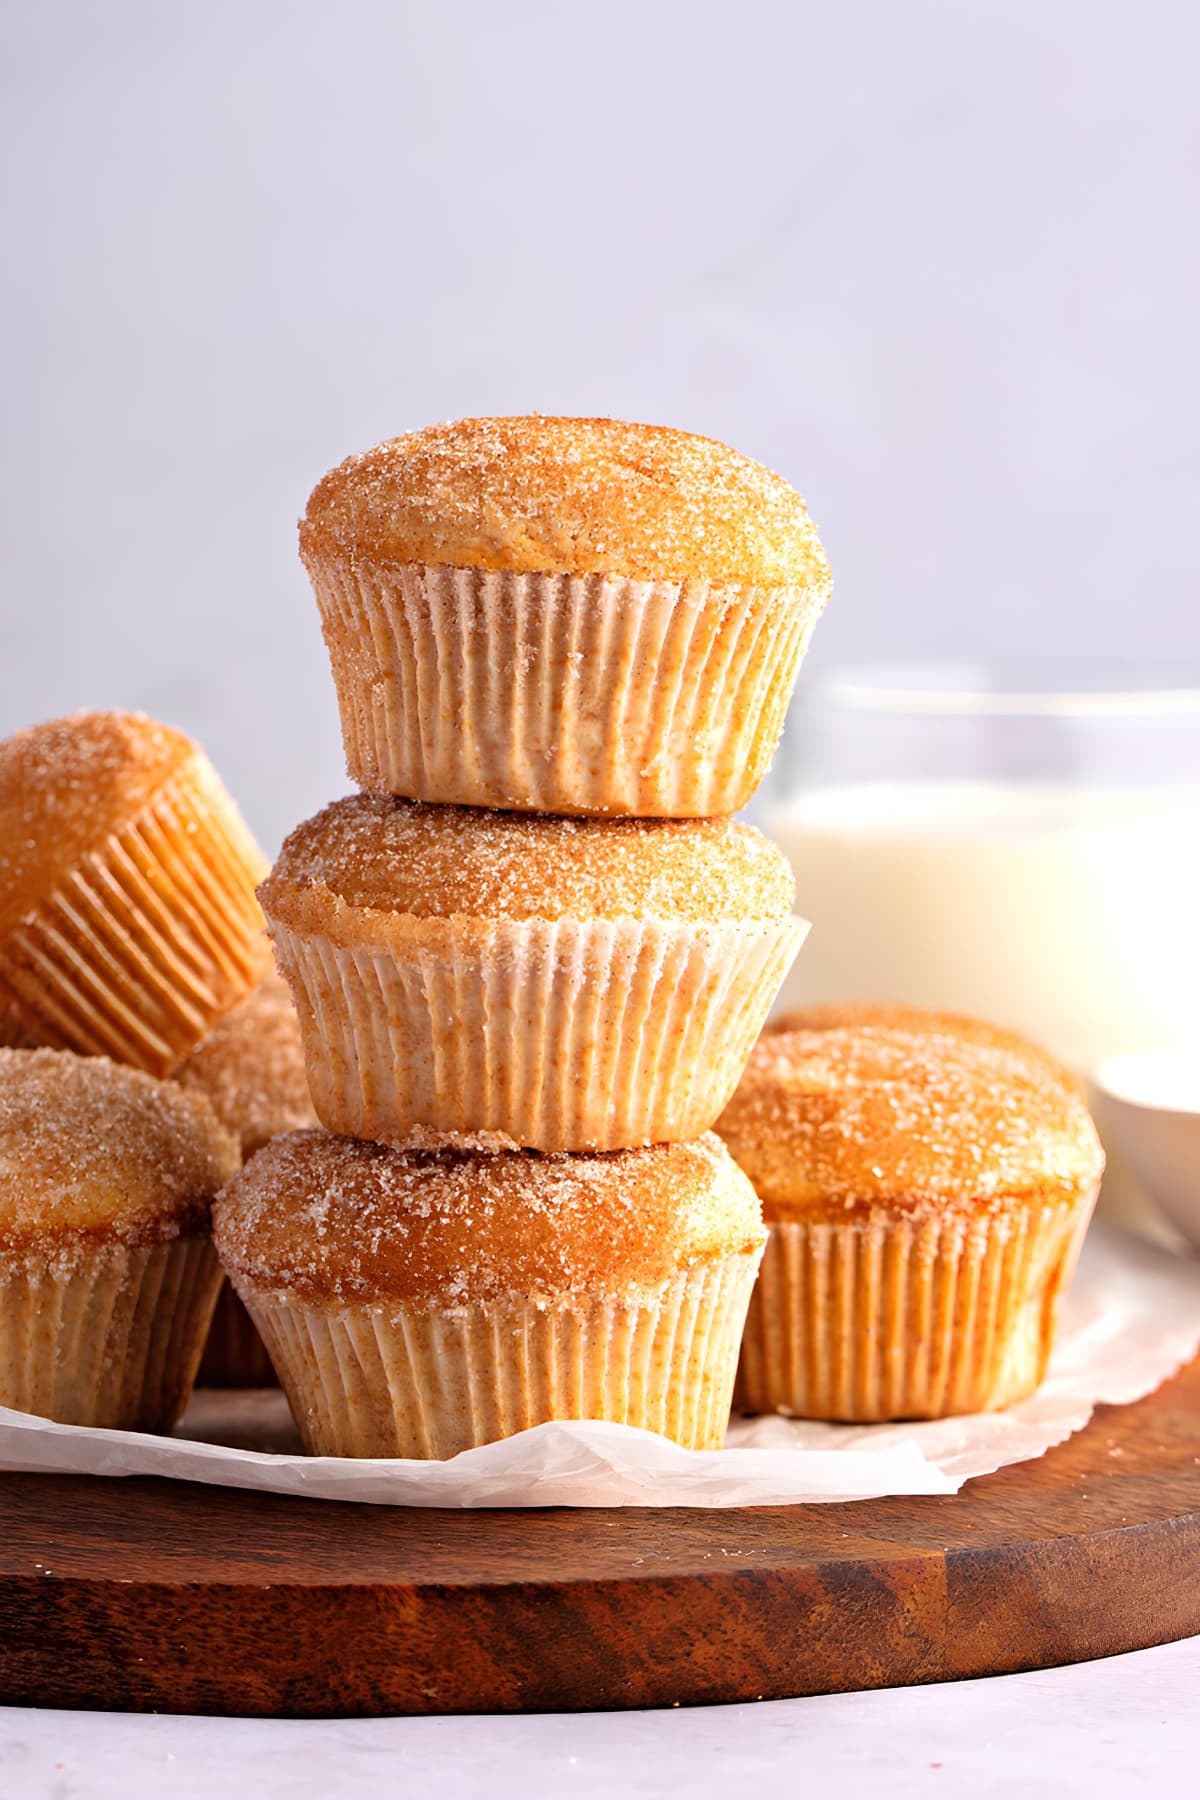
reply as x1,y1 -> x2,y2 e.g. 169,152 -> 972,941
1,1357 -> 1198,1717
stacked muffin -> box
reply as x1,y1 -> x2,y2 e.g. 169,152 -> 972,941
215,416 -> 832,1457
0,711 -> 274,1422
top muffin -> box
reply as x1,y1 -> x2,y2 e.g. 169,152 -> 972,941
301,416 -> 828,589
300,416 -> 830,818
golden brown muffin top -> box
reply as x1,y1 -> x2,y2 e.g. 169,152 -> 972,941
0,710 -> 198,934
214,1130 -> 764,1306
0,1048 -> 240,1253
300,416 -> 830,590
716,1023 -> 1104,1221
260,795 -> 796,929
174,974 -> 317,1160
768,1001 -> 1083,1092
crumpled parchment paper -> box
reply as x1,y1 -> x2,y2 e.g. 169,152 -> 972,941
1,1224 -> 1196,1507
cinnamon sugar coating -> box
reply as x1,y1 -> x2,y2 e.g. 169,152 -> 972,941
213,1130 -> 764,1307
175,974 -> 317,1158
768,1001 -> 1083,1092
261,795 -> 796,929
301,416 -> 830,591
0,1048 -> 239,1250
0,711 -> 196,934
717,1022 -> 1104,1222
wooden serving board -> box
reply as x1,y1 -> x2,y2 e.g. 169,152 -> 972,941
1,1357 -> 1198,1718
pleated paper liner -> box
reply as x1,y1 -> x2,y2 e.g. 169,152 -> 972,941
268,912 -> 807,1152
0,754 -> 272,1076
236,1252 -> 763,1459
0,1234 -> 222,1430
304,553 -> 826,816
734,1187 -> 1099,1422
0,988 -> 38,1048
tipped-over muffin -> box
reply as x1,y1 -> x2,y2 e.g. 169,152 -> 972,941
0,989 -> 37,1050
260,795 -> 807,1152
176,973 -> 318,1387
717,1010 -> 1104,1420
0,1047 -> 238,1427
213,1129 -> 765,1458
300,416 -> 830,817
0,711 -> 272,1075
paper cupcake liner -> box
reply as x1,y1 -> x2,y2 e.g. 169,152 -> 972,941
269,913 -> 807,1152
304,552 -> 826,816
236,1252 -> 762,1459
198,1283 -> 278,1387
0,755 -> 272,1075
0,1235 -> 222,1430
734,1188 -> 1099,1421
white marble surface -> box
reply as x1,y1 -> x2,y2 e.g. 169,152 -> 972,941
2,1638 -> 1198,1798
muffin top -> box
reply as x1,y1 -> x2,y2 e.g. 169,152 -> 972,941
0,710 -> 197,934
174,974 -> 317,1160
768,1001 -> 1082,1092
260,795 -> 796,931
716,1021 -> 1104,1221
0,1048 -> 240,1253
214,1130 -> 764,1306
300,416 -> 830,591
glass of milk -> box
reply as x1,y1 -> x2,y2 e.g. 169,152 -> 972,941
763,661 -> 1200,1231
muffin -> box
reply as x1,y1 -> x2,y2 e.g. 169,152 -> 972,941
176,973 -> 318,1387
213,1129 -> 766,1458
0,1047 -> 238,1428
717,1013 -> 1105,1420
175,972 -> 317,1158
768,1001 -> 1085,1093
0,711 -> 272,1075
0,989 -> 37,1049
300,416 -> 830,818
260,795 -> 807,1152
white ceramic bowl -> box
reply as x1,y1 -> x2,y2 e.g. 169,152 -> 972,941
1091,1050 -> 1200,1252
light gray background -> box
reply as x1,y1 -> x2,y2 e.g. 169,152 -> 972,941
2,0 -> 1197,849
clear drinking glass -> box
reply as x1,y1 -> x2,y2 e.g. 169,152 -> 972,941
763,658 -> 1200,1076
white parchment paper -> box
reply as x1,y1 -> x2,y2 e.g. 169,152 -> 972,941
1,1224 -> 1197,1508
